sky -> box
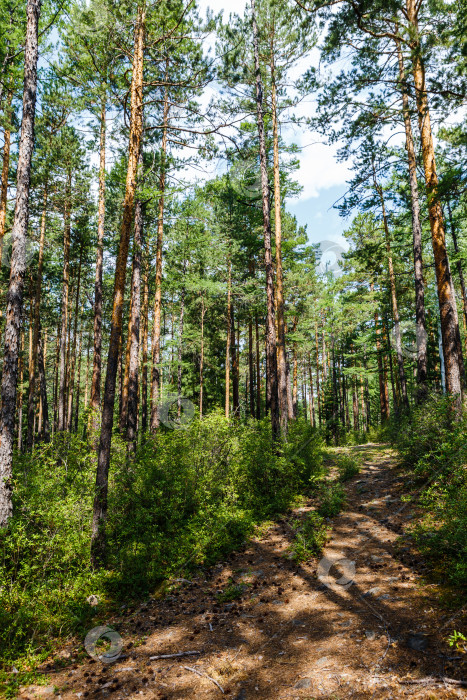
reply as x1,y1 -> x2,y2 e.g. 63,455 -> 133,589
193,0 -> 352,261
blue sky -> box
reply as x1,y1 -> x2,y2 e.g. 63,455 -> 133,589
196,0 -> 352,253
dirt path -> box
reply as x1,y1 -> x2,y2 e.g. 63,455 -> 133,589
20,444 -> 467,699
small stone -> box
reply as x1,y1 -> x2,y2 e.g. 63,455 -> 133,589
295,678 -> 312,689
364,630 -> 376,640
314,656 -> 330,668
363,587 -> 381,597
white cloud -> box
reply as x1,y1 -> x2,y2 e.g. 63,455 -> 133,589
292,140 -> 350,200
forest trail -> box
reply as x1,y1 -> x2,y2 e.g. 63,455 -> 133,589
20,444 -> 467,700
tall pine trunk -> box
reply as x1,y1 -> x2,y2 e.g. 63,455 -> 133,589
251,0 -> 279,439
140,250 -> 149,432
373,165 -> 408,407
127,194 -> 144,453
0,0 -> 41,527
58,171 -> 71,431
91,6 -> 145,564
270,47 -> 288,435
396,39 -> 428,393
225,259 -> 231,417
406,0 -> 464,405
26,184 -> 47,449
90,95 -> 106,440
150,78 -> 169,432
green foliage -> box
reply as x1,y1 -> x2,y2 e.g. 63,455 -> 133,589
336,453 -> 361,481
448,630 -> 467,652
317,482 -> 346,517
390,395 -> 467,586
216,582 -> 245,603
288,511 -> 328,562
0,415 -> 323,670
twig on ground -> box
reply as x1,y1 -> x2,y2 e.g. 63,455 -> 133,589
183,665 -> 224,693
399,677 -> 467,687
149,650 -> 201,660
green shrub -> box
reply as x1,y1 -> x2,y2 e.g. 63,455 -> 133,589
336,453 -> 361,481
317,482 -> 346,517
289,511 -> 327,561
389,394 -> 467,587
0,414 -> 323,671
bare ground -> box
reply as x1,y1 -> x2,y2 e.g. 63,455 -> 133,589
19,444 -> 467,699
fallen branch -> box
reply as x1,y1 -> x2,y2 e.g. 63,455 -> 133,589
399,677 -> 467,687
184,665 -> 224,694
149,650 -> 201,660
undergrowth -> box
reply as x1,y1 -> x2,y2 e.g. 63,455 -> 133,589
388,393 -> 467,587
0,413 -> 323,676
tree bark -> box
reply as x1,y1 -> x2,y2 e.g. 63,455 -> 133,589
447,201 -> 467,357
375,309 -> 390,421
231,304 -> 239,416
270,47 -> 288,435
58,170 -> 72,431
127,193 -> 144,453
37,325 -> 49,442
315,323 -> 322,427
90,95 -> 106,440
177,262 -> 186,418
373,165 -> 408,407
199,296 -> 205,417
255,315 -> 261,419
0,0 -> 41,528
91,6 -> 145,565
251,0 -> 279,439
406,0 -> 464,404
67,239 -> 84,432
0,90 -> 12,261
141,248 -> 149,432
225,259 -> 231,418
26,184 -> 47,449
396,39 -> 428,392
150,76 -> 169,432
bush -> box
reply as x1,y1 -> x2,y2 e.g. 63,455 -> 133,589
289,511 -> 328,562
317,482 -> 346,517
336,453 -> 361,482
389,394 -> 467,587
0,414 -> 323,671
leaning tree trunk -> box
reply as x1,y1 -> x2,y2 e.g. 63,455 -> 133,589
90,95 -> 107,442
26,183 -> 47,449
406,0 -> 464,405
150,77 -> 169,433
57,170 -> 71,432
251,0 -> 279,439
396,39 -> 428,393
91,6 -> 145,565
0,0 -> 41,528
270,48 -> 288,435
